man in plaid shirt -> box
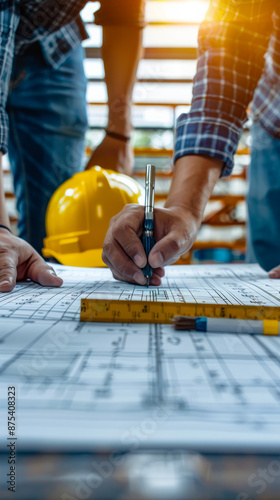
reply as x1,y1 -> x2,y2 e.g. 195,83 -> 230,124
0,0 -> 145,291
102,0 -> 280,286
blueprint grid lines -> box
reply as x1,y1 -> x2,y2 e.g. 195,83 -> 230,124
1,264 -> 280,451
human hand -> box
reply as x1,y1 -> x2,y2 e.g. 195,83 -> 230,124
0,229 -> 63,292
102,204 -> 200,286
85,134 -> 133,176
268,266 -> 280,278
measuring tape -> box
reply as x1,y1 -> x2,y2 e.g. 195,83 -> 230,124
80,299 -> 280,324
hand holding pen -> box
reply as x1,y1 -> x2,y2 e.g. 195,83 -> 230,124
102,162 -> 199,286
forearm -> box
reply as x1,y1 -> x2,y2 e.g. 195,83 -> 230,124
166,155 -> 223,221
103,25 -> 143,136
0,154 -> 10,227
86,24 -> 143,174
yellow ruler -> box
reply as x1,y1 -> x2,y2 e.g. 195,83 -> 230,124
80,299 -> 280,324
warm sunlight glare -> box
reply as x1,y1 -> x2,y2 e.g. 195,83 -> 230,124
147,1 -> 209,24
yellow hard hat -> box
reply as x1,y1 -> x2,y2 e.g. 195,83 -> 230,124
42,166 -> 144,267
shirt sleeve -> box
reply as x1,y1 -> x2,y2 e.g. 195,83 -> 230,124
0,2 -> 20,155
94,0 -> 146,28
174,0 -> 274,176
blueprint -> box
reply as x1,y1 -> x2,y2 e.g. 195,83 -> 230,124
1,263 -> 280,322
1,263 -> 280,452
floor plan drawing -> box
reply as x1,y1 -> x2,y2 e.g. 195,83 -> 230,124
1,264 -> 280,451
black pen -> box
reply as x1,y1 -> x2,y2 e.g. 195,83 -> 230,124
142,164 -> 156,287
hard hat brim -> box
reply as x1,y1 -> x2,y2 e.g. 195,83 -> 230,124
42,248 -> 106,268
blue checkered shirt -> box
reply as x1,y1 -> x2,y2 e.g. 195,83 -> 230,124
0,0 -> 145,155
175,0 -> 280,176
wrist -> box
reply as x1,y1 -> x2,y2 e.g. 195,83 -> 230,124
166,155 -> 223,219
0,224 -> 11,233
107,108 -> 133,138
105,129 -> 131,142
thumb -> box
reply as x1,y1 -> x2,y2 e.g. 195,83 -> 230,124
27,257 -> 63,287
268,265 -> 280,279
149,232 -> 189,268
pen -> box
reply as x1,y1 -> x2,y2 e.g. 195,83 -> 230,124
142,164 -> 156,287
172,316 -> 280,335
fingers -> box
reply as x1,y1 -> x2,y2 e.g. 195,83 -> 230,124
268,265 -> 280,279
27,257 -> 63,287
153,267 -> 165,278
103,239 -> 147,285
0,231 -> 63,292
112,208 -> 147,268
0,254 -> 17,292
115,226 -> 147,268
107,260 -> 163,287
103,230 -> 165,286
103,205 -> 148,284
102,204 -> 196,284
85,136 -> 134,176
150,271 -> 162,286
148,206 -> 198,268
149,231 -> 190,268
109,266 -> 145,285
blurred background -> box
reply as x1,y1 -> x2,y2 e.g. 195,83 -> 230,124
3,0 -> 249,265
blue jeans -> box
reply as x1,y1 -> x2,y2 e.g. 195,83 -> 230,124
7,43 -> 88,254
247,121 -> 280,271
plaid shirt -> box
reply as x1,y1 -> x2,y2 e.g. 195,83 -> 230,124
175,0 -> 280,176
0,0 -> 145,155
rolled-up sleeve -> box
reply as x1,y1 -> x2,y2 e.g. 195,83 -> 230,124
0,1 -> 20,155
94,0 -> 146,28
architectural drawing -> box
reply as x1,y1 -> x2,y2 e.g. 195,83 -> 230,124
1,264 -> 280,451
